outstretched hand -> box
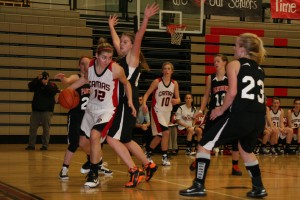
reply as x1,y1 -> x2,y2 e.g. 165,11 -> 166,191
128,102 -> 136,117
54,73 -> 65,80
144,3 -> 159,19
108,14 -> 118,27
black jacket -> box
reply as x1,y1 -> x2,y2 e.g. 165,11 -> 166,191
28,77 -> 59,112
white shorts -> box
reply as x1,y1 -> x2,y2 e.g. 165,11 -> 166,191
278,132 -> 287,140
151,107 -> 171,136
81,107 -> 115,142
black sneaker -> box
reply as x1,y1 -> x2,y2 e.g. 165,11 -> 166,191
179,181 -> 206,196
144,162 -> 158,182
275,148 -> 283,155
232,168 -> 242,176
59,166 -> 69,180
246,186 -> 268,198
84,171 -> 99,188
259,147 -> 270,155
284,148 -> 296,155
80,161 -> 91,174
25,146 -> 35,150
40,146 -> 48,151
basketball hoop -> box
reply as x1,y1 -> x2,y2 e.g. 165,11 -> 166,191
167,24 -> 186,45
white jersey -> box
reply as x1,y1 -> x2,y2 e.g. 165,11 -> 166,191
176,104 -> 197,131
81,60 -> 119,140
87,61 -> 119,112
269,108 -> 282,127
290,109 -> 300,129
152,78 -> 175,112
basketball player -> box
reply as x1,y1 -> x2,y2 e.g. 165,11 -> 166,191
180,33 -> 268,198
108,2 -> 159,186
68,38 -> 136,188
55,56 -> 112,180
287,98 -> 300,154
142,62 -> 181,166
190,54 -> 242,176
268,97 -> 293,155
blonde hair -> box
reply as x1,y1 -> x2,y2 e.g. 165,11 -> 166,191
237,33 -> 267,65
121,32 -> 150,70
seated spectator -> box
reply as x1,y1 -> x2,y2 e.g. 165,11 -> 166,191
287,98 -> 300,154
175,93 -> 203,155
134,96 -> 152,151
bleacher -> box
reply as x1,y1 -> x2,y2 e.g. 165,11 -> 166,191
0,5 -> 93,143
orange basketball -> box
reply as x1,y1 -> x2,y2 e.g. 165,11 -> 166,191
59,88 -> 80,109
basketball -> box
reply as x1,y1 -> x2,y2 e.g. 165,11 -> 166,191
58,88 -> 80,109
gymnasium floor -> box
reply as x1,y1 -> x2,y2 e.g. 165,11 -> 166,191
0,144 -> 299,200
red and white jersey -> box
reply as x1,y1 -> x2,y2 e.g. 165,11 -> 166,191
175,104 -> 197,131
87,60 -> 119,113
269,108 -> 282,127
290,109 -> 300,129
151,78 -> 175,112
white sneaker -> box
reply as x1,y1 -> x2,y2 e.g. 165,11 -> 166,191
162,156 -> 171,166
59,166 -> 69,180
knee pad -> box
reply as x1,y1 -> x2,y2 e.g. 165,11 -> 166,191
68,143 -> 79,153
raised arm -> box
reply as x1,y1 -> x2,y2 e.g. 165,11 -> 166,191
55,73 -> 80,85
108,14 -> 122,56
128,3 -> 159,67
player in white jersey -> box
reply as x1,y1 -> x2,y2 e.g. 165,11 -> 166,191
287,98 -> 300,153
268,97 -> 293,154
176,93 -> 203,155
142,62 -> 180,166
68,39 -> 136,188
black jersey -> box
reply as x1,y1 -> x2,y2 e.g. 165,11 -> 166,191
230,58 -> 266,114
70,74 -> 90,113
208,73 -> 228,110
117,56 -> 141,109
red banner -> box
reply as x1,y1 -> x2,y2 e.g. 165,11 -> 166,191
271,0 -> 300,19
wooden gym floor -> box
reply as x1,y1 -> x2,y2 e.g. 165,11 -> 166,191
0,144 -> 299,200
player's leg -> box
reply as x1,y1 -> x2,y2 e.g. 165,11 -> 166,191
259,128 -> 271,155
231,141 -> 242,176
107,136 -> 144,187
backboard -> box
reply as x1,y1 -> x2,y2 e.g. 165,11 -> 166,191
137,0 -> 204,35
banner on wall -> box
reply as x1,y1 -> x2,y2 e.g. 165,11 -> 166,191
204,0 -> 262,17
271,0 -> 300,19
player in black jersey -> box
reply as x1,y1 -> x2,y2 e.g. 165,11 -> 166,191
190,54 -> 242,176
55,56 -> 112,180
180,33 -> 268,198
108,3 -> 159,187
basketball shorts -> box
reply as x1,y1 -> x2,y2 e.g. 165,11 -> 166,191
81,107 -> 116,143
199,112 -> 265,153
151,107 -> 171,136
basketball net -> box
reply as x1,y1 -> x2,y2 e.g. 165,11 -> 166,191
167,24 -> 186,45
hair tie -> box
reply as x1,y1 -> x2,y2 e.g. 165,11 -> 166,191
98,47 -> 113,51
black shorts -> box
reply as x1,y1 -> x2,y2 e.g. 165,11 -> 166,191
199,112 -> 265,153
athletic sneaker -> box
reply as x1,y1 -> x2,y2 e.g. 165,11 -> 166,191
179,181 -> 207,196
59,166 -> 69,180
162,155 -> 171,166
124,167 -> 145,188
232,167 -> 242,176
84,171 -> 99,188
81,161 -> 113,175
146,152 -> 153,163
284,148 -> 296,155
259,147 -> 270,155
246,186 -> 268,198
144,162 -> 158,181
189,160 -> 196,171
270,147 -> 277,155
99,164 -> 113,175
80,161 -> 90,174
